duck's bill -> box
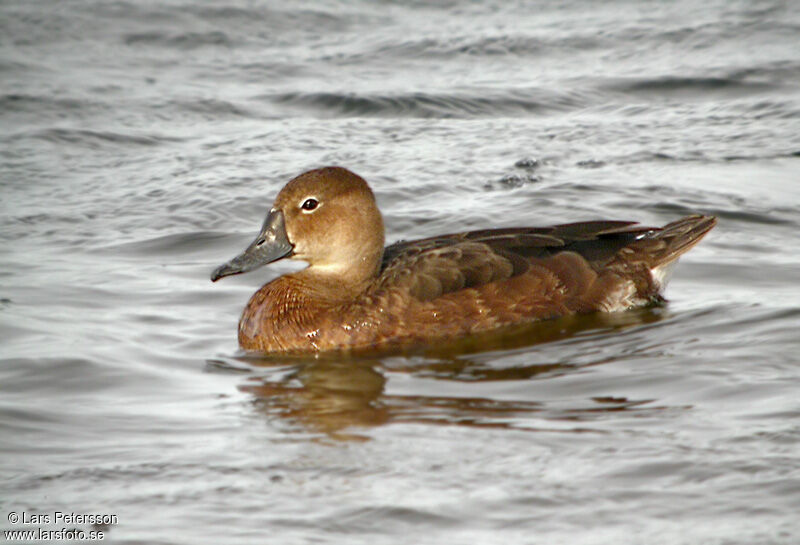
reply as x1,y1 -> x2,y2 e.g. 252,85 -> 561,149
210,209 -> 294,282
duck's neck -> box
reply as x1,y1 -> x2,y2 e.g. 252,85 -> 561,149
291,264 -> 376,303
299,241 -> 384,300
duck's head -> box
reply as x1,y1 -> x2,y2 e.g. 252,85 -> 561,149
211,167 -> 385,284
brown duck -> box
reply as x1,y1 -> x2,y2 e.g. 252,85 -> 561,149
211,167 -> 716,354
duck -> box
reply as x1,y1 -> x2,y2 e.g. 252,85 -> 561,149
211,166 -> 716,354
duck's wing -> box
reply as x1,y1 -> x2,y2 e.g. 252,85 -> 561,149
377,220 -> 657,302
381,221 -> 654,265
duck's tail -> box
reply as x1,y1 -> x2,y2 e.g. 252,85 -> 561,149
647,215 -> 717,267
634,214 -> 716,290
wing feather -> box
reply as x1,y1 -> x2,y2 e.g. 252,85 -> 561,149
375,218 -> 701,303
377,242 -> 516,302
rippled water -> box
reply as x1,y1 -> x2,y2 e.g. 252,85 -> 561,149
2,1 -> 800,543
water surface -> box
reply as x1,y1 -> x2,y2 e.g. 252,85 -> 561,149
2,1 -> 800,543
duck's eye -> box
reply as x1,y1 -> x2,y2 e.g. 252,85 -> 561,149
301,198 -> 319,211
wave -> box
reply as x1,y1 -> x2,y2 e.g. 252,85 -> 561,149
15,128 -> 185,148
120,6 -> 355,50
264,72 -> 795,118
164,98 -> 253,119
602,76 -> 779,98
0,59 -> 37,74
326,18 -> 800,66
96,231 -> 226,257
0,93 -> 103,115
573,149 -> 800,169
186,4 -> 354,31
123,30 -> 234,49
266,89 -> 588,118
361,35 -> 552,60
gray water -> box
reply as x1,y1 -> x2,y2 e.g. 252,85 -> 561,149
2,1 -> 800,543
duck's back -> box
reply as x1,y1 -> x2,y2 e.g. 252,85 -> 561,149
344,215 -> 717,348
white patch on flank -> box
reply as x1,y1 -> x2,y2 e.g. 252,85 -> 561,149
651,261 -> 678,291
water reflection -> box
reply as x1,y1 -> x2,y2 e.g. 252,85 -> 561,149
240,359 -> 387,441
233,308 -> 671,440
